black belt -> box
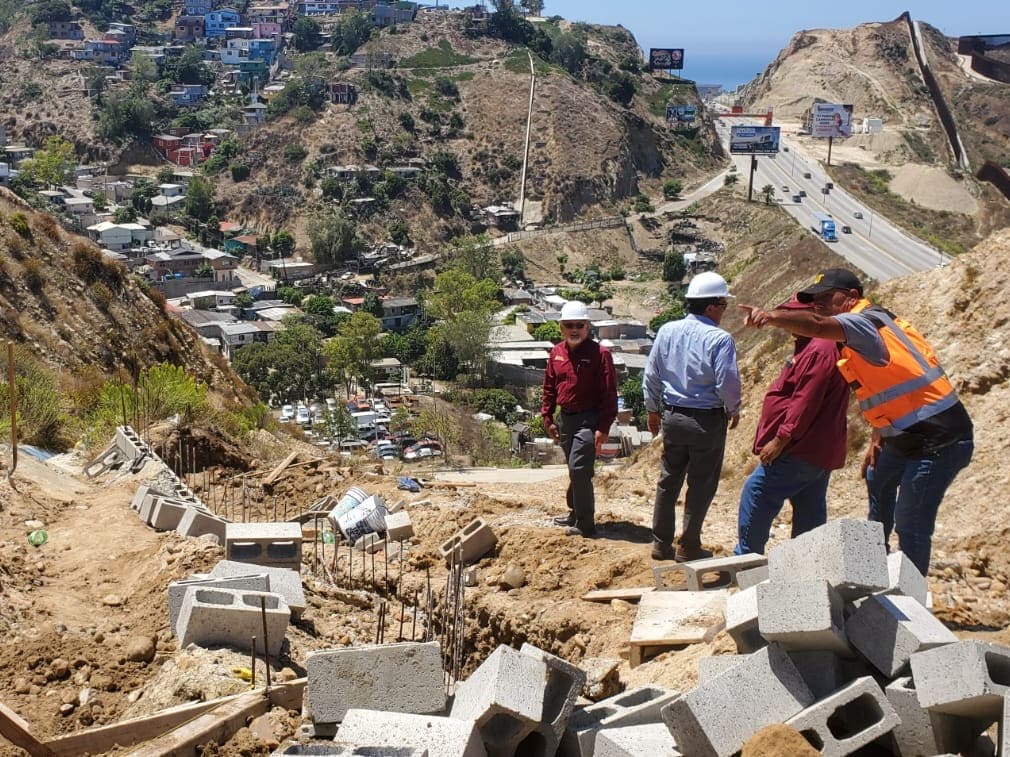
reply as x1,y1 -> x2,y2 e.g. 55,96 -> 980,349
663,404 -> 724,416
561,408 -> 596,415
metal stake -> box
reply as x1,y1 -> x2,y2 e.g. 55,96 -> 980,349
250,638 -> 256,688
259,597 -> 272,693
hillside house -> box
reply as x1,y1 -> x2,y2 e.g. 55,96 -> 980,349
48,21 -> 84,39
225,26 -> 255,39
108,22 -> 136,43
379,296 -> 419,332
87,221 -> 153,251
62,196 -> 95,216
3,146 -> 34,168
329,81 -> 357,105
246,2 -> 290,27
481,204 -> 520,229
372,2 -> 416,26
174,15 -> 206,41
71,38 -> 129,66
205,9 -> 241,38
145,247 -> 239,284
0,162 -> 14,185
131,46 -> 167,67
242,101 -> 268,125
184,0 -> 212,15
169,83 -> 208,106
251,20 -> 283,37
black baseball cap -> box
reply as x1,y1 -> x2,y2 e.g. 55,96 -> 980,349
796,268 -> 864,303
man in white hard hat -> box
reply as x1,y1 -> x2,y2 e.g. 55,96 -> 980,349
643,271 -> 741,561
541,300 -> 619,538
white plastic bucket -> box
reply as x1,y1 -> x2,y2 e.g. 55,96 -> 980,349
330,487 -> 368,519
336,494 -> 388,543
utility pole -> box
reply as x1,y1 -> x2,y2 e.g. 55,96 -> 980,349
518,50 -> 535,226
747,155 -> 758,202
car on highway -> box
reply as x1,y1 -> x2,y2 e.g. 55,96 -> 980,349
792,195 -> 802,203
841,226 -> 852,234
821,187 -> 830,195
803,172 -> 812,179
798,190 -> 806,197
826,182 -> 834,190
781,185 -> 789,192
854,211 -> 864,219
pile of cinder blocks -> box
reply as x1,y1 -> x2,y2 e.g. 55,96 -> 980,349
167,559 -> 305,657
132,484 -> 230,543
663,518 -> 1010,756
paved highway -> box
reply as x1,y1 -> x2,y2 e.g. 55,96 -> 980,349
715,118 -> 949,282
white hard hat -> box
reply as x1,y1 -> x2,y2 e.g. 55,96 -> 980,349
560,300 -> 590,321
685,272 -> 733,299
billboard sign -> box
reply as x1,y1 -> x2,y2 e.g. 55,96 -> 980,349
811,102 -> 853,138
665,104 -> 697,124
649,48 -> 684,70
729,125 -> 781,154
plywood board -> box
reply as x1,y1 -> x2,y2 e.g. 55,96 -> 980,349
628,589 -> 729,666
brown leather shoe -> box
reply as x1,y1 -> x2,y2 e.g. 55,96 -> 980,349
675,545 -> 714,563
651,543 -> 677,561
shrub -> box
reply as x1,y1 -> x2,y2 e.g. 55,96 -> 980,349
231,163 -> 251,181
9,212 -> 32,239
35,213 -> 61,241
91,281 -> 113,310
0,346 -> 69,450
145,285 -> 168,312
23,258 -> 44,292
284,143 -> 308,163
662,179 -> 683,199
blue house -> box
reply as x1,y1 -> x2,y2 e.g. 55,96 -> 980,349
205,8 -> 240,38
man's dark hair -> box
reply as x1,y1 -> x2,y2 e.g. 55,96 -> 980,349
688,297 -> 722,315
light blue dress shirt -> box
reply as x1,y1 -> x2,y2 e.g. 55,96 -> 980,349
643,313 -> 742,415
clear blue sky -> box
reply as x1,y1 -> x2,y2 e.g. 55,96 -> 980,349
436,1 -> 1004,89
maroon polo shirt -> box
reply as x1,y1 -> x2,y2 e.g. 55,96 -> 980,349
541,338 -> 618,435
754,337 -> 850,470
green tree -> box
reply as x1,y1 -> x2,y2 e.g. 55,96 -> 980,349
474,388 -> 519,422
130,53 -> 159,87
323,311 -> 382,397
332,9 -> 373,56
308,210 -> 361,264
277,285 -> 303,305
761,183 -> 775,204
173,46 -> 213,86
533,321 -> 561,343
234,291 -> 254,309
20,135 -> 75,188
444,234 -> 499,282
388,219 -> 410,246
650,302 -> 685,332
292,16 -> 322,51
273,229 -> 296,256
303,294 -> 341,337
619,375 -> 647,427
662,179 -> 683,200
662,251 -> 687,283
185,175 -> 215,221
361,291 -> 384,318
113,205 -> 138,223
724,173 -> 740,186
500,248 -> 525,280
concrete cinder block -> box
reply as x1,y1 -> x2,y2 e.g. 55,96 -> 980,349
336,710 -> 487,757
884,676 -> 986,757
594,723 -> 681,757
439,518 -> 497,565
306,642 -> 446,725
661,643 -> 814,757
176,587 -> 289,657
176,506 -> 228,543
697,655 -> 747,683
115,425 -> 148,460
846,593 -> 956,677
653,553 -> 767,592
385,510 -> 415,542
519,642 -> 587,749
131,484 -> 155,512
767,519 -> 889,600
211,560 -> 306,617
885,551 -> 929,607
724,586 -> 763,654
786,651 -> 844,701
168,573 -> 269,635
757,580 -> 850,655
785,676 -> 899,756
735,565 -> 769,591
450,645 -> 547,755
226,522 -> 303,571
353,532 -> 383,552
137,492 -> 158,524
149,497 -> 191,531
561,685 -> 679,757
275,745 -> 428,756
910,640 -> 1010,719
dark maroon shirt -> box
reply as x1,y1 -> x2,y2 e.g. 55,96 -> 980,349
541,338 -> 618,435
754,337 -> 849,470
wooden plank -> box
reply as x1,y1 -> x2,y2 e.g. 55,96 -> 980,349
45,680 -> 305,757
0,700 -> 56,757
628,589 -> 729,667
581,587 -> 655,603
261,451 -> 299,487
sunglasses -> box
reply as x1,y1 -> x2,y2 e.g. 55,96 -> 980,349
561,322 -> 587,330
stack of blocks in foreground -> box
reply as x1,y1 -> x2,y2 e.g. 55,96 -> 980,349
273,519 -> 1010,757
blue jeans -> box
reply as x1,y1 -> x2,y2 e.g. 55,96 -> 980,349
866,437 -> 974,575
734,453 -> 831,555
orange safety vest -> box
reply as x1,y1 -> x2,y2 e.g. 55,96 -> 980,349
836,299 -> 959,433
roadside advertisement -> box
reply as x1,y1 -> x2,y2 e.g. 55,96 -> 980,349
811,102 -> 854,138
649,48 -> 684,70
729,125 -> 781,155
665,104 -> 697,124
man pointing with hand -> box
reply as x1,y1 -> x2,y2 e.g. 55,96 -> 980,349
741,269 -> 973,575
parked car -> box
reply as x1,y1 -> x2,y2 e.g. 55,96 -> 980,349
280,404 -> 295,422
295,405 -> 310,426
854,211 -> 864,219
372,441 -> 398,460
332,438 -> 367,456
403,440 -> 443,461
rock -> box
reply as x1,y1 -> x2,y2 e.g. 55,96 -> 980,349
501,565 -> 526,589
248,713 -> 282,748
61,689 -> 79,706
610,599 -> 634,613
59,703 -> 75,716
127,690 -> 143,703
77,710 -> 94,727
101,594 -> 124,607
24,519 -> 45,530
13,678 -> 30,695
93,632 -> 105,643
278,667 -> 298,682
125,636 -> 157,663
90,673 -> 114,691
50,659 -> 70,680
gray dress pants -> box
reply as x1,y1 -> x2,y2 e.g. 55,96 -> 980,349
558,410 -> 598,528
